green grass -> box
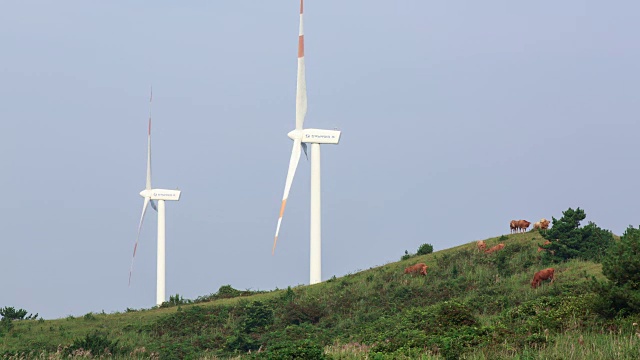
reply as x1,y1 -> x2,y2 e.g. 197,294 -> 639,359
1,231 -> 638,359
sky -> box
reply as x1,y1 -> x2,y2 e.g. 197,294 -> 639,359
1,1 -> 639,319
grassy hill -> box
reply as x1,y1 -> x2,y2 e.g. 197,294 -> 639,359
2,231 -> 640,359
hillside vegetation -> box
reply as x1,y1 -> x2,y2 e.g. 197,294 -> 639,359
3,211 -> 640,359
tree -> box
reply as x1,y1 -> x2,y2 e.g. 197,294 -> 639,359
594,226 -> 640,317
603,226 -> 640,289
0,306 -> 37,321
541,207 -> 613,263
0,306 -> 38,335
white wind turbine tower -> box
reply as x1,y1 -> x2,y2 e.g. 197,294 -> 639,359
129,90 -> 181,306
272,0 -> 341,285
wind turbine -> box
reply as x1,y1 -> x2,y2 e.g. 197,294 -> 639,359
272,0 -> 341,285
129,89 -> 181,306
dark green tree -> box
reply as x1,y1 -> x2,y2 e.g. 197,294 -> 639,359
541,207 -> 613,262
0,307 -> 37,321
603,226 -> 640,289
594,226 -> 640,317
0,306 -> 37,335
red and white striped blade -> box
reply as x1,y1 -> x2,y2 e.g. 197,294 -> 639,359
129,196 -> 150,286
146,90 -> 152,190
295,0 -> 307,131
273,139 -> 302,254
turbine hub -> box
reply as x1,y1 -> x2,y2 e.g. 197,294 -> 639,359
139,189 -> 151,198
287,129 -> 302,140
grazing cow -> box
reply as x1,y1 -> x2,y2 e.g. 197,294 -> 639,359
517,220 -> 531,233
531,268 -> 555,288
404,263 -> 428,276
484,243 -> 505,254
537,240 -> 555,255
476,240 -> 487,252
537,240 -> 552,253
510,220 -> 518,234
533,221 -> 542,230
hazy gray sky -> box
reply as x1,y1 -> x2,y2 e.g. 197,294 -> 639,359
1,1 -> 638,319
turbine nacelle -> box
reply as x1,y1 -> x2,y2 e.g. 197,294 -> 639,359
287,128 -> 341,144
139,189 -> 182,201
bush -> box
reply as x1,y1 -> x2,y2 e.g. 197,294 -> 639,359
64,332 -> 127,357
195,285 -> 267,303
225,331 -> 259,352
417,243 -> 434,255
435,301 -> 478,328
254,339 -> 327,360
401,250 -> 412,261
160,293 -> 190,308
243,301 -> 274,332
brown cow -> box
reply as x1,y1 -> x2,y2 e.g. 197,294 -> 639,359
510,220 -> 518,234
531,268 -> 555,288
540,218 -> 550,230
476,240 -> 487,252
534,218 -> 551,231
484,243 -> 505,254
517,220 -> 531,233
404,263 -> 428,276
537,240 -> 552,253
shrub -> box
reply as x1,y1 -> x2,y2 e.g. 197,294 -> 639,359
435,301 -> 478,328
160,293 -> 190,308
195,285 -> 267,303
417,243 -> 434,255
254,339 -> 327,360
64,332 -> 127,357
243,301 -> 274,332
0,317 -> 13,334
401,250 -> 412,261
281,301 -> 325,325
225,331 -> 259,352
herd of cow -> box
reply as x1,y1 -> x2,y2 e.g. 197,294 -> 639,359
510,218 -> 550,233
403,218 -> 555,289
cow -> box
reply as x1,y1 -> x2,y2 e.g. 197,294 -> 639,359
531,268 -> 555,288
537,240 -> 552,253
404,263 -> 428,276
517,220 -> 531,233
476,240 -> 487,252
537,240 -> 555,255
510,220 -> 518,234
540,218 -> 550,230
484,243 -> 505,254
534,218 -> 551,231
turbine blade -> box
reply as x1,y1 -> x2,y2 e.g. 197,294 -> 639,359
302,142 -> 308,160
129,197 -> 150,286
146,89 -> 152,190
295,0 -> 307,130
273,139 -> 302,254
150,199 -> 158,212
